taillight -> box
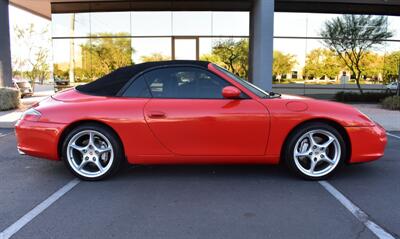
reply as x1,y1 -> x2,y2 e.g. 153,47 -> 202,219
20,108 -> 41,122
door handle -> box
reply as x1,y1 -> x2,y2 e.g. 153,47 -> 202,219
148,111 -> 166,118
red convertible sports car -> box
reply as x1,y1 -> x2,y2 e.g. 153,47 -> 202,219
15,60 -> 387,180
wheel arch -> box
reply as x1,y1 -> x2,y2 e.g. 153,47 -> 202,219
57,119 -> 126,161
280,118 -> 351,164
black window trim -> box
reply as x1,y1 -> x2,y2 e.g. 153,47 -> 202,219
118,64 -> 250,100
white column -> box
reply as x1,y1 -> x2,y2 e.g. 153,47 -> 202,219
0,0 -> 12,87
250,0 -> 274,91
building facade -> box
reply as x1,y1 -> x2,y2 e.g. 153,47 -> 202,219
1,0 -> 400,92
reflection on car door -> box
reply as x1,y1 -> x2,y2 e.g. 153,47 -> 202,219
141,66 -> 270,156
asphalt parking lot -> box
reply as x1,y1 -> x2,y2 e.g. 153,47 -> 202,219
0,129 -> 399,239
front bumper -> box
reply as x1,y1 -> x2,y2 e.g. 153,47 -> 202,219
15,119 -> 66,160
346,123 -> 387,163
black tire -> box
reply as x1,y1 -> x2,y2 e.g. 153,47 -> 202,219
61,123 -> 124,181
283,122 -> 346,180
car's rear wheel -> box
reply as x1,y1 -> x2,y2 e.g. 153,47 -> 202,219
62,124 -> 123,181
284,123 -> 346,180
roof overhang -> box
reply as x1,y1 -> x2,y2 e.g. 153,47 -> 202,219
9,0 -> 400,19
10,0 -> 51,19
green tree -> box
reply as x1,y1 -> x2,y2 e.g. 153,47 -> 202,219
209,39 -> 249,79
303,48 -> 342,80
320,15 -> 393,94
360,52 -> 384,82
79,33 -> 133,81
273,51 -> 297,83
383,51 -> 400,83
140,53 -> 170,62
13,23 -> 51,90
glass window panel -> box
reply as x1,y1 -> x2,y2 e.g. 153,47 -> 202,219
52,13 -> 90,37
199,37 -> 213,59
172,12 -> 212,36
73,39 -> 92,82
90,12 -> 131,36
212,12 -> 249,36
132,12 -> 172,36
53,39 -> 71,80
200,37 -> 249,79
383,41 -> 400,84
388,16 -> 400,40
306,13 -> 341,38
304,39 -> 342,83
87,37 -> 133,78
174,38 -> 197,60
273,38 -> 306,84
53,39 -> 93,82
132,38 -> 172,63
273,12 -> 307,37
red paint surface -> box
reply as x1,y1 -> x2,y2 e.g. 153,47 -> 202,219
15,63 -> 386,165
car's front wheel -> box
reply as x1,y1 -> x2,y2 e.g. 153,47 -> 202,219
284,123 -> 346,180
62,124 -> 123,180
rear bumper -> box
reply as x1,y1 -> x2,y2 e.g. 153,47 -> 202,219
15,120 -> 66,160
346,124 -> 387,163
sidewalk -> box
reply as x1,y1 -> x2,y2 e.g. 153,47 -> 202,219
0,90 -> 53,128
352,104 -> 400,131
0,109 -> 22,128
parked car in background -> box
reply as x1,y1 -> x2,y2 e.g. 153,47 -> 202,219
54,77 -> 70,92
13,79 -> 33,98
386,82 -> 399,92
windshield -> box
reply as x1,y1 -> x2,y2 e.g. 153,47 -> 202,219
213,64 -> 269,98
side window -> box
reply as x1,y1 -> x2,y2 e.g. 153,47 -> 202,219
143,67 -> 232,99
122,75 -> 152,98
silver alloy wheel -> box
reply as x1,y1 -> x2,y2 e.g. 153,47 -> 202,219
67,130 -> 114,178
293,129 -> 341,178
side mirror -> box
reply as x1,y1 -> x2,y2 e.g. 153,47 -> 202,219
222,86 -> 241,99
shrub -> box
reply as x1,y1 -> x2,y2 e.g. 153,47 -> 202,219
0,87 -> 20,111
382,96 -> 400,110
334,91 -> 393,103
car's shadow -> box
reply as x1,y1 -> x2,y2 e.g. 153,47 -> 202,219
111,164 -> 296,182
107,161 -> 390,183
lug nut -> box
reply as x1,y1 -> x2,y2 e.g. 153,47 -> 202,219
85,156 -> 89,160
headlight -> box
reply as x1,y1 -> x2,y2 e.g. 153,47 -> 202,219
20,108 -> 41,122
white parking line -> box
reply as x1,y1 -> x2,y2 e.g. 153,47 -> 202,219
0,179 -> 80,239
0,132 -> 12,138
319,181 -> 395,239
387,132 -> 400,140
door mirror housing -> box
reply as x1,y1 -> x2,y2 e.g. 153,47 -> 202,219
222,86 -> 241,99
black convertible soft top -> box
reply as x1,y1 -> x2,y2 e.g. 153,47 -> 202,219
76,60 -> 210,96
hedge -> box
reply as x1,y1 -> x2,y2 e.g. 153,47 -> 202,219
381,96 -> 400,111
0,87 -> 20,111
334,91 -> 393,103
